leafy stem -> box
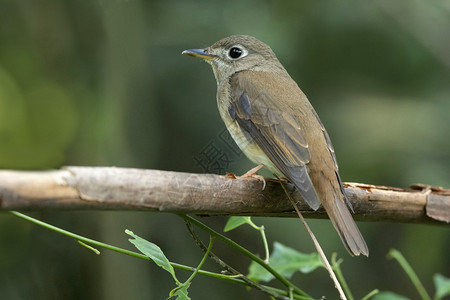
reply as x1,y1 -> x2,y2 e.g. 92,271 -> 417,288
331,253 -> 353,300
388,249 -> 431,300
10,211 -> 311,299
185,220 -> 298,300
178,214 -> 311,298
224,216 -> 270,262
361,289 -> 379,300
185,236 -> 214,284
246,218 -> 270,263
8,211 -> 246,285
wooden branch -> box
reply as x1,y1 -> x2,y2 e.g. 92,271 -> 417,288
0,167 -> 449,224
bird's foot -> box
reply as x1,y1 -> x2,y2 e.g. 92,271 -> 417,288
241,164 -> 266,190
225,165 -> 266,189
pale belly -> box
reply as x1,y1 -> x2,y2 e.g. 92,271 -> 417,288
224,118 -> 283,176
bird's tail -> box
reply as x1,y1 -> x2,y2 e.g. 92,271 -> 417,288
318,175 -> 369,256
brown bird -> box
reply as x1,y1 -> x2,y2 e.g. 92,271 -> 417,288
183,35 -> 368,256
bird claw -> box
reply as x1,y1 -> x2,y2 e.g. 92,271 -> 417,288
240,173 -> 266,190
252,174 -> 266,190
240,164 -> 266,190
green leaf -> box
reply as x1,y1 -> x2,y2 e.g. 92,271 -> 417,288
126,229 -> 179,284
169,282 -> 191,300
372,291 -> 410,300
224,216 -> 252,232
434,273 -> 450,300
248,242 -> 323,282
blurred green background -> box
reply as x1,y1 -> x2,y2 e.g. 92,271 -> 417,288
1,0 -> 449,299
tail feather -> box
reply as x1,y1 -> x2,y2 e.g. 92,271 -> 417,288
318,174 -> 369,256
331,198 -> 369,256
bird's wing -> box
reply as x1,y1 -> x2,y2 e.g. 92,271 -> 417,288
228,70 -> 321,210
312,109 -> 354,211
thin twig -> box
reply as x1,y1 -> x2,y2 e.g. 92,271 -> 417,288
276,177 -> 347,300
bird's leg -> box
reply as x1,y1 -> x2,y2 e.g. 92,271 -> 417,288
241,164 -> 264,177
241,164 -> 266,190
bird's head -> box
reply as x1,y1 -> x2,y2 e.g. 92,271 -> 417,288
183,35 -> 284,84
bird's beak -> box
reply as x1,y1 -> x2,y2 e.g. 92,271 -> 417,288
182,48 -> 215,60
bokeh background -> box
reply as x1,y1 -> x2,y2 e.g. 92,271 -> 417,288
1,0 -> 449,299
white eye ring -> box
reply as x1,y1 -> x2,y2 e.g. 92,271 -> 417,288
227,45 -> 248,60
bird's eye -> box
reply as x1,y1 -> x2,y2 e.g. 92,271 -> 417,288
229,47 -> 243,59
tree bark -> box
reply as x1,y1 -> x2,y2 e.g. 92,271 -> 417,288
0,166 -> 448,224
